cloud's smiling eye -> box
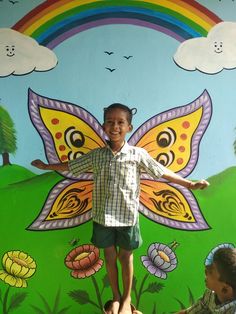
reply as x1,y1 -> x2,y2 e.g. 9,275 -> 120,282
214,41 -> 223,53
5,45 -> 15,57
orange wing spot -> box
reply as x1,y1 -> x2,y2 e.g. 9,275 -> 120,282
180,133 -> 187,140
178,146 -> 185,152
182,121 -> 190,129
59,145 -> 66,151
51,118 -> 59,125
55,132 -> 62,139
61,155 -> 68,161
177,158 -> 184,164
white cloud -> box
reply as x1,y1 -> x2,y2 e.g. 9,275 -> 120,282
0,28 -> 58,77
174,22 -> 236,74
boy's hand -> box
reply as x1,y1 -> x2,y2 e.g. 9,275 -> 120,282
31,159 -> 48,170
189,179 -> 209,190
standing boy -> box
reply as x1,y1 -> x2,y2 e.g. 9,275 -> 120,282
32,103 -> 209,314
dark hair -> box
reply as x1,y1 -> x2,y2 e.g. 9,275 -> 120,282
103,103 -> 137,124
213,247 -> 236,293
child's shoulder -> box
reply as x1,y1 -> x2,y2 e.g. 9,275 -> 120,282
127,145 -> 149,156
128,145 -> 147,153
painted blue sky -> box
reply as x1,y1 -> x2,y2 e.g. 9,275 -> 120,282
0,0 -> 236,179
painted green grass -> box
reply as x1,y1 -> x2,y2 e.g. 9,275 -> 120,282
0,164 -> 36,188
0,165 -> 236,313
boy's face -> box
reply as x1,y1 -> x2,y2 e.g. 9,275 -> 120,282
205,263 -> 233,303
103,108 -> 132,145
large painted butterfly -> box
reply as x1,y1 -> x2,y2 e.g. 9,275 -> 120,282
28,89 -> 212,231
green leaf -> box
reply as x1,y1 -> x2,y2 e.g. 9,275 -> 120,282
38,293 -> 52,314
68,290 -> 90,305
144,282 -> 165,294
152,302 -> 157,314
30,304 -> 45,314
52,288 -> 61,313
187,287 -> 195,305
132,276 -> 137,290
57,306 -> 71,314
173,298 -> 186,310
0,288 -> 3,304
8,292 -> 27,312
102,274 -> 110,288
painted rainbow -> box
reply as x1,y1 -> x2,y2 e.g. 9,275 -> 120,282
12,0 -> 222,49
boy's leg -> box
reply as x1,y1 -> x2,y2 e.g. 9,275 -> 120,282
104,246 -> 121,314
118,248 -> 133,314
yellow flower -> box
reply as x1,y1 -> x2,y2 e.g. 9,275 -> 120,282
0,250 -> 37,288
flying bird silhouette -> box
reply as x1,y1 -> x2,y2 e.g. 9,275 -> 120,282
9,0 -> 19,4
104,51 -> 114,55
123,55 -> 133,59
105,67 -> 116,72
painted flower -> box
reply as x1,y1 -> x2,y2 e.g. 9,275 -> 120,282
205,243 -> 235,266
141,242 -> 178,279
65,244 -> 103,279
0,250 -> 37,288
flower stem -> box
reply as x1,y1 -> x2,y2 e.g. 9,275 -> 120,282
91,276 -> 103,310
3,286 -> 10,314
136,273 -> 149,309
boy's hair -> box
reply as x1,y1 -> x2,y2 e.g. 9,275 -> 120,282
103,103 -> 137,124
213,247 -> 236,293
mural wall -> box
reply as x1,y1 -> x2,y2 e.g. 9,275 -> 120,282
0,0 -> 236,313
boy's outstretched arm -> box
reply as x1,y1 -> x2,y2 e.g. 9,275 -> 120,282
162,169 -> 209,190
31,159 -> 69,172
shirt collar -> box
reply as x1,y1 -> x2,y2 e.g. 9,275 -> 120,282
105,141 -> 130,155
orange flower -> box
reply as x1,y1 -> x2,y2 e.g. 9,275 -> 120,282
65,244 -> 103,279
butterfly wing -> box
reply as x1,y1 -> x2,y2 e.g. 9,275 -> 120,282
140,180 -> 209,230
129,90 -> 212,230
28,89 -> 106,180
28,178 -> 93,230
28,89 -> 106,230
129,90 -> 212,177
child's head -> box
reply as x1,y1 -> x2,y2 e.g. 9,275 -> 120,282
103,103 -> 137,125
205,247 -> 236,302
103,103 -> 137,143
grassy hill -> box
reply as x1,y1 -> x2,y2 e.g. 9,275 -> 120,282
0,164 -> 37,188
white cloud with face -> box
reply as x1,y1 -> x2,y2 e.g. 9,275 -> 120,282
0,28 -> 58,77
173,22 -> 236,74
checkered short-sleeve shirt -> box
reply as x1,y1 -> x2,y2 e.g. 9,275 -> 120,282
68,142 -> 165,227
186,289 -> 236,313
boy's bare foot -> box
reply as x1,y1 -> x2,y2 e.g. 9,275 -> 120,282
104,300 -> 120,314
118,299 -> 133,314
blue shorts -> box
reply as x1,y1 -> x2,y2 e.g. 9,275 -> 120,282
91,222 -> 143,251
